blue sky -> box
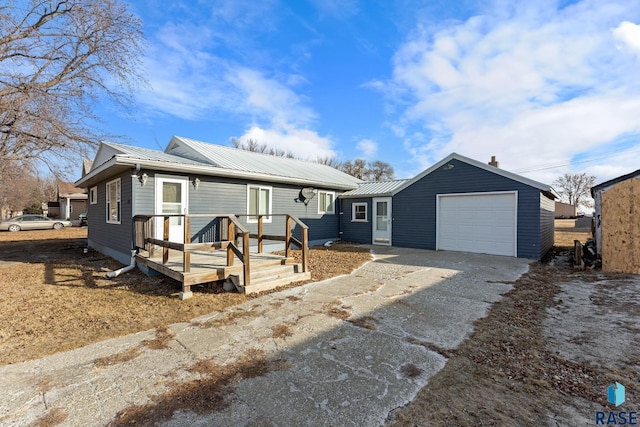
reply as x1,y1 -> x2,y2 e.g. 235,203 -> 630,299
97,0 -> 640,185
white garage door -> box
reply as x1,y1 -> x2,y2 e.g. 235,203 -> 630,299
437,192 -> 517,257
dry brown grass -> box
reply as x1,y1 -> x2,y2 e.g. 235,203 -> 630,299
0,229 -> 371,366
554,219 -> 592,247
109,348 -> 292,426
31,407 -> 68,427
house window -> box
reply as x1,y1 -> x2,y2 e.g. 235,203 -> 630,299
352,203 -> 367,222
89,187 -> 97,204
247,185 -> 272,223
106,178 -> 121,224
318,191 -> 335,214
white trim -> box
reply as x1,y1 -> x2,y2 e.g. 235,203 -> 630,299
372,197 -> 392,246
351,202 -> 368,222
155,176 -> 189,243
89,187 -> 97,204
246,184 -> 272,223
436,191 -> 518,257
105,178 -> 121,224
318,191 -> 335,215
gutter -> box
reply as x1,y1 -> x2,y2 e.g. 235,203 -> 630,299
76,156 -> 360,191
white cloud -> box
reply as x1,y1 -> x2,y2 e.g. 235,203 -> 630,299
383,0 -> 640,184
612,21 -> 640,56
135,13 -> 337,159
235,126 -> 336,160
356,139 -> 377,157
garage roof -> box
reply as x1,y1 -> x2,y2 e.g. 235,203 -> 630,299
393,153 -> 558,199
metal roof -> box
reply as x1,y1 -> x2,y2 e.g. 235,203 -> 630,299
340,179 -> 410,198
102,141 -> 209,166
166,136 -> 362,188
76,138 -> 362,190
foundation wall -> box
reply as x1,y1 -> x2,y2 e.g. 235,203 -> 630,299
601,177 -> 640,274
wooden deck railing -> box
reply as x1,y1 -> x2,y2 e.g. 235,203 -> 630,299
132,213 -> 309,290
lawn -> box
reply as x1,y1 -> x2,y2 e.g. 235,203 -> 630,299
0,219 -> 591,366
0,228 -> 371,365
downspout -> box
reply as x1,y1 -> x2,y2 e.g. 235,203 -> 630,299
337,197 -> 343,241
106,165 -> 141,279
105,250 -> 136,278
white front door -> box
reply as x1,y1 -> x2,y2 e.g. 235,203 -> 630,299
155,176 -> 188,243
372,197 -> 392,245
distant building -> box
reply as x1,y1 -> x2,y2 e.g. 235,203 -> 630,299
555,201 -> 577,218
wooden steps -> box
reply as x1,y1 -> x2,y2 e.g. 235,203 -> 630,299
231,262 -> 311,295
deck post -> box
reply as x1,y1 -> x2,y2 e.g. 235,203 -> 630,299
242,232 -> 251,289
162,216 -> 169,264
148,216 -> 155,257
183,215 -> 191,273
257,215 -> 263,253
285,215 -> 292,257
227,219 -> 235,266
301,227 -> 309,272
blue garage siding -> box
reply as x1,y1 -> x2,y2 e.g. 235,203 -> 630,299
539,193 -> 555,258
339,198 -> 372,244
392,159 -> 548,259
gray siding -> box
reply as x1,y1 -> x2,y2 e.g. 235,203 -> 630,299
539,193 -> 555,258
392,159 -> 548,259
340,198 -> 372,244
132,172 -> 341,245
87,171 -> 134,264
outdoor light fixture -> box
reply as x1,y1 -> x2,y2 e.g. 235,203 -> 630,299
443,164 -> 454,170
139,172 -> 148,186
193,177 -> 200,190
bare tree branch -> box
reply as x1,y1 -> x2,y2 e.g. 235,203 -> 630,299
553,173 -> 596,210
0,0 -> 146,170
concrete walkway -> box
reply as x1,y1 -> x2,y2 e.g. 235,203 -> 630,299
0,247 -> 530,427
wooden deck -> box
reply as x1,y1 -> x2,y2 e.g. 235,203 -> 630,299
136,249 -> 294,287
133,213 -> 310,299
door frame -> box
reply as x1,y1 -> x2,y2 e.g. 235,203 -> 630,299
372,197 -> 392,246
155,175 -> 189,243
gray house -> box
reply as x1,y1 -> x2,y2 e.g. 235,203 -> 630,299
340,153 -> 557,259
75,136 -> 362,266
76,140 -> 557,296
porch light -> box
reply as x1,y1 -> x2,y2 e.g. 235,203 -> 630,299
139,173 -> 148,186
193,177 -> 200,190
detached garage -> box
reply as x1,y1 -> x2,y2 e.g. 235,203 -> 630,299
340,153 -> 557,259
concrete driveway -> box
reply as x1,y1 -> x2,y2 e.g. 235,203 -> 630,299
0,246 -> 530,427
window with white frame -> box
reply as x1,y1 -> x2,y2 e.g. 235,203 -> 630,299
89,186 -> 97,204
247,185 -> 272,222
352,202 -> 367,222
106,178 -> 121,224
318,191 -> 335,214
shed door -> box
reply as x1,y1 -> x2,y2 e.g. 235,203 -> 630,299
437,192 -> 517,257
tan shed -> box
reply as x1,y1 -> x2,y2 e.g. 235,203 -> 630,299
591,170 -> 640,274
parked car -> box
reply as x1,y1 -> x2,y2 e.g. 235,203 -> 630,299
0,215 -> 72,232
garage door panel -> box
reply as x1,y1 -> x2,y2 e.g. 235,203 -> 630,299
437,193 -> 516,257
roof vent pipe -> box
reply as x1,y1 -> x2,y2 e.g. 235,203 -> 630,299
489,156 -> 499,168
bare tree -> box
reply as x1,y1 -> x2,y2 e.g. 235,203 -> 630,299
0,0 -> 145,170
341,159 -> 368,179
316,156 -> 341,168
366,160 -> 394,181
231,138 -> 297,158
553,172 -> 596,209
340,159 -> 394,181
